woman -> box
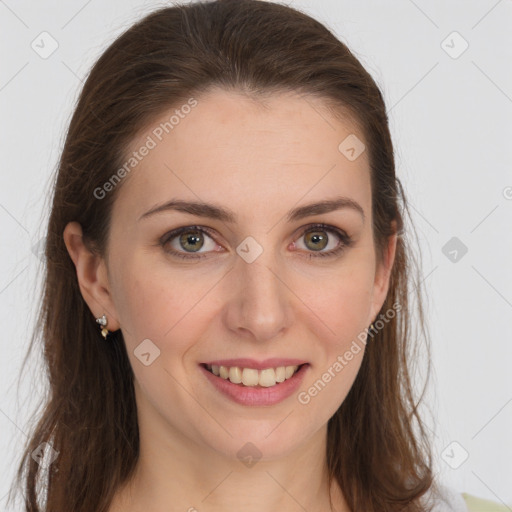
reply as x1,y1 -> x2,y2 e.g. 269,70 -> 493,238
8,1 -> 506,511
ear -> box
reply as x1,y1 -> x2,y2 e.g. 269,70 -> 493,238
63,221 -> 120,332
370,222 -> 398,322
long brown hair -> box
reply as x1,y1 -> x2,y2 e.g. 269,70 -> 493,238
9,1 -> 437,510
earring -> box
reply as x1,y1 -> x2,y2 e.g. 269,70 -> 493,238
95,314 -> 110,339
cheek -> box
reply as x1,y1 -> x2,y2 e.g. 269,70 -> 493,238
297,271 -> 371,418
300,260 -> 375,339
109,253 -> 176,344
110,253 -> 215,363
298,328 -> 366,428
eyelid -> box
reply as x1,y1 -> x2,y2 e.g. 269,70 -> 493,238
160,223 -> 352,260
291,223 -> 352,258
159,225 -> 221,255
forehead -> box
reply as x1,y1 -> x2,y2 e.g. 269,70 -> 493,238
112,88 -> 371,226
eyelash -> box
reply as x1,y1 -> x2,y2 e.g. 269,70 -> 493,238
159,223 -> 353,261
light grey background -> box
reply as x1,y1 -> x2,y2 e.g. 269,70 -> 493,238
1,0 -> 511,509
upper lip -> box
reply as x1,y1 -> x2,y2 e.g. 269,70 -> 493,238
201,358 -> 308,370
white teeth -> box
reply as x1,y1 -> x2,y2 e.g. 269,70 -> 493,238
242,368 -> 259,386
285,366 -> 296,379
228,366 -> 242,384
219,365 -> 229,379
275,366 -> 286,382
206,364 -> 301,387
259,368 -> 277,387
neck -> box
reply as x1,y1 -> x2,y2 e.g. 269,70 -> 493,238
108,385 -> 349,512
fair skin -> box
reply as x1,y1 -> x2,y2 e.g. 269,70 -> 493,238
63,88 -> 397,512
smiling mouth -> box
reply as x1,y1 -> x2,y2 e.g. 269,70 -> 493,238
201,363 -> 307,388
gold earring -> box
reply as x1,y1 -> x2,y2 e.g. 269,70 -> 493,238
95,314 -> 110,339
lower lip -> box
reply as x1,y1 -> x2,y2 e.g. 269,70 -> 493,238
199,363 -> 309,406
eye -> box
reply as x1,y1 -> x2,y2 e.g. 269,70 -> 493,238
160,223 -> 353,260
292,223 -> 352,259
160,226 -> 219,259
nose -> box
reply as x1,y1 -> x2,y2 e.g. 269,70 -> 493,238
223,249 -> 294,343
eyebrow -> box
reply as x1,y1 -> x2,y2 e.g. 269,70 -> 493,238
138,196 -> 365,224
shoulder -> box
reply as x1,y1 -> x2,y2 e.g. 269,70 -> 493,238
461,492 -> 511,512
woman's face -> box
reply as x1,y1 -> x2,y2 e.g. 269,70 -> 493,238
94,89 -> 395,460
